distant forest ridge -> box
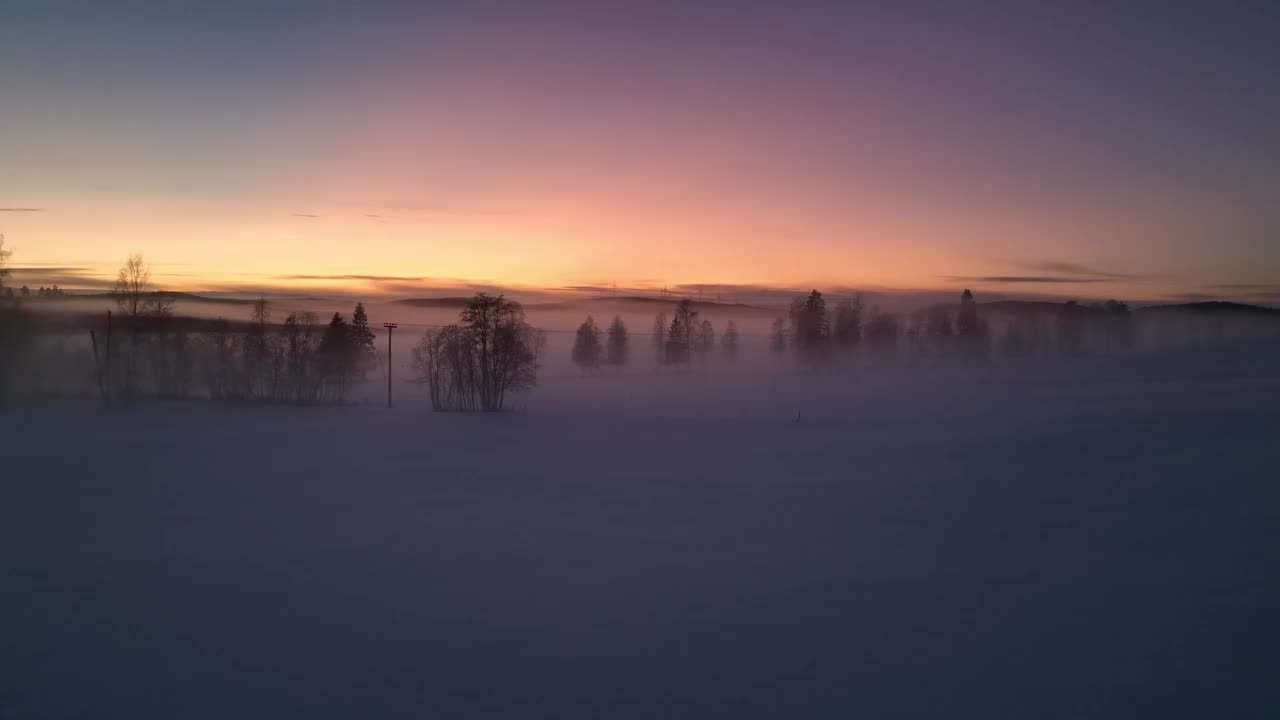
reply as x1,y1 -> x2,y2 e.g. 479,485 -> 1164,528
18,289 -> 1280,318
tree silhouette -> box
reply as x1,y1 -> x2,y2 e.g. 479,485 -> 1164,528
833,295 -> 863,349
415,295 -> 541,412
1057,301 -> 1086,355
956,289 -> 979,336
665,313 -> 689,364
351,302 -> 377,375
721,320 -> 740,361
114,254 -> 148,318
693,319 -> 715,363
412,325 -> 478,412
572,315 -> 603,373
926,305 -> 953,343
1001,320 -> 1029,358
954,289 -> 988,359
866,310 -> 900,354
768,317 -> 787,357
659,299 -> 699,365
459,294 -> 542,411
652,312 -> 667,364
792,290 -> 830,363
605,315 -> 629,373
114,254 -> 165,319
280,312 -> 320,402
672,299 -> 698,364
1095,299 -> 1134,352
318,312 -> 356,402
242,296 -> 274,400
0,235 -> 10,294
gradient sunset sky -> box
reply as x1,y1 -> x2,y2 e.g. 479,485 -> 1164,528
2,1 -> 1278,302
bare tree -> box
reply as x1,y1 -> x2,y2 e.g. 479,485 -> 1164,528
0,234 -> 10,295
652,312 -> 667,364
240,297 -> 273,399
200,318 -> 236,400
412,325 -> 479,411
461,294 -> 542,410
280,311 -> 320,402
114,254 -> 154,318
417,293 -> 542,412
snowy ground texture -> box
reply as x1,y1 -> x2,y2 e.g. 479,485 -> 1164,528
4,339 -> 1280,718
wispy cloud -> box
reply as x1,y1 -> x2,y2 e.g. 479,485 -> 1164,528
0,207 -> 42,212
944,275 -> 1107,284
6,266 -> 114,289
1023,261 -> 1155,279
291,213 -> 320,218
277,273 -> 426,282
1214,283 -> 1280,291
1166,285 -> 1280,304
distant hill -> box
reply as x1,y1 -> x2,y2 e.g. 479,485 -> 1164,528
393,294 -> 772,314
390,297 -> 473,308
979,300 -> 1100,315
528,296 -> 771,314
66,291 -> 258,306
1137,301 -> 1280,317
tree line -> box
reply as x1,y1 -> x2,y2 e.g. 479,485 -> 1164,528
566,288 -> 1137,372
1,252 -> 380,405
0,238 -> 1144,408
570,299 -> 744,373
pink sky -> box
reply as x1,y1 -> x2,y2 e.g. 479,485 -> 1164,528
3,3 -> 1277,304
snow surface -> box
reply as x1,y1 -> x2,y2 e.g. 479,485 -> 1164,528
3,339 -> 1279,718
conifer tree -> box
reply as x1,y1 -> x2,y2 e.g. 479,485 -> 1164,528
351,302 -> 377,373
721,320 -> 740,361
605,315 -> 629,372
669,299 -> 698,365
571,315 -> 603,372
956,289 -> 979,336
665,313 -> 689,364
833,295 -> 863,349
793,290 -> 829,363
693,319 -> 714,362
318,312 -> 354,401
768,317 -> 787,357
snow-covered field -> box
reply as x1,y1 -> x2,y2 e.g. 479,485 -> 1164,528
3,339 -> 1279,718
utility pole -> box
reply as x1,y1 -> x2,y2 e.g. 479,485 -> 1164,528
383,323 -> 398,408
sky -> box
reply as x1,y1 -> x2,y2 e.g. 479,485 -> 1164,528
2,0 -> 1278,303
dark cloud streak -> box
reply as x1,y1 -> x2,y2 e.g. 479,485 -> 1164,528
945,275 -> 1107,284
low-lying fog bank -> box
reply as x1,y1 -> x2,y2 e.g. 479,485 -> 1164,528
3,333 -> 1278,718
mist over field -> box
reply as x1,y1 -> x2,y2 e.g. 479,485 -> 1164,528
4,287 -> 1280,718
